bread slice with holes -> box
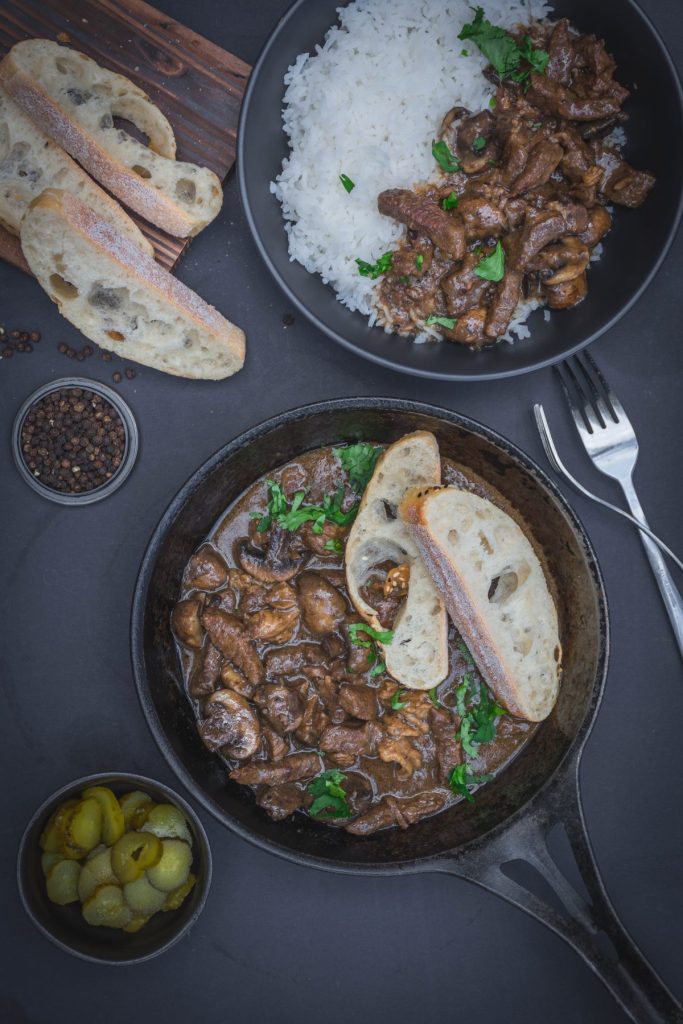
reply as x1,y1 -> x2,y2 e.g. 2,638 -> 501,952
0,86 -> 153,257
400,486 -> 561,721
345,431 -> 448,690
21,189 -> 245,379
0,40 -> 222,237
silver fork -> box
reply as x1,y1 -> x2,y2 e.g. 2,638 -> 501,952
544,350 -> 683,658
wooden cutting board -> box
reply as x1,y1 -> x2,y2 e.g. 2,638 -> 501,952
0,0 -> 251,274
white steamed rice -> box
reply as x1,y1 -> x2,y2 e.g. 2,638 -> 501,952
271,0 -> 552,340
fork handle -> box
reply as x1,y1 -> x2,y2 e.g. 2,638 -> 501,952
620,476 -> 683,659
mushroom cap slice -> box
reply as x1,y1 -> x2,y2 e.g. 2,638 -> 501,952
201,688 -> 261,760
345,431 -> 448,690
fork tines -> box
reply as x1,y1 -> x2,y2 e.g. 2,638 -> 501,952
557,350 -> 627,435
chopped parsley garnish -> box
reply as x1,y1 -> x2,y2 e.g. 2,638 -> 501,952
473,240 -> 505,282
531,121 -> 542,131
348,623 -> 394,647
432,139 -> 462,174
425,314 -> 457,330
356,251 -> 394,279
399,275 -> 411,285
308,770 -> 352,820
472,135 -> 487,152
334,443 -> 382,494
441,191 -> 460,211
460,48 -> 469,56
339,173 -> 356,193
428,687 -> 440,708
370,660 -> 386,678
391,689 -> 409,711
253,480 -> 358,536
459,717 -> 478,758
458,8 -> 548,86
415,253 -> 425,270
449,764 -> 492,803
488,96 -> 496,110
324,538 -> 343,553
458,639 -> 475,667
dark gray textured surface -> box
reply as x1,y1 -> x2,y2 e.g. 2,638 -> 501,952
1,1 -> 682,1021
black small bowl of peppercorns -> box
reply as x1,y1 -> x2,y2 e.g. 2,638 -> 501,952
12,378 -> 139,505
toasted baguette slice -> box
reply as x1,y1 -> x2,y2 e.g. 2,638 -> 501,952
345,432 -> 448,690
400,486 -> 561,721
21,190 -> 245,379
0,40 -> 222,237
0,86 -> 152,257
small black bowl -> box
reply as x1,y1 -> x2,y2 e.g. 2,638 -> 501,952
239,0 -> 683,380
17,772 -> 212,965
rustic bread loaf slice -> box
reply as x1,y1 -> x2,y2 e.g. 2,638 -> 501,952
0,40 -> 222,237
21,189 -> 245,379
400,486 -> 561,721
345,431 -> 448,690
0,86 -> 152,256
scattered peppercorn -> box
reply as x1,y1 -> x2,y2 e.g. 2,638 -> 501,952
30,331 -> 41,343
282,312 -> 296,327
102,352 -> 113,362
10,330 -> 20,339
124,368 -> 136,380
112,372 -> 122,383
3,347 -> 13,358
19,387 -> 126,494
58,343 -> 68,354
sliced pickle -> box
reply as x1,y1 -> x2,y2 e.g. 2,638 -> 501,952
46,859 -> 81,905
62,798 -> 103,858
78,865 -> 98,903
123,915 -> 150,934
82,786 -> 125,845
163,872 -> 196,912
119,791 -> 154,830
124,875 -> 166,915
111,831 -> 162,884
82,884 -> 132,929
39,799 -> 78,853
41,851 -> 63,877
141,804 -> 192,844
146,840 -> 192,893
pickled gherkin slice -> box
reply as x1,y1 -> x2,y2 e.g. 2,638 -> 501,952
111,831 -> 162,883
82,786 -> 125,846
82,884 -> 132,929
41,851 -> 63,877
62,798 -> 103,859
119,791 -> 154,830
39,799 -> 78,853
123,915 -> 150,933
141,804 -> 192,843
163,872 -> 196,912
146,840 -> 192,893
124,875 -> 166,915
46,859 -> 81,905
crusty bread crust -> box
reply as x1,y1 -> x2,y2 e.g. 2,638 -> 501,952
0,41 -> 222,237
345,431 -> 448,690
21,189 -> 245,379
400,486 -> 561,721
0,85 -> 153,256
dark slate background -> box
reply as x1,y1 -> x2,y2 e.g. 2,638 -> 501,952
1,1 -> 682,1021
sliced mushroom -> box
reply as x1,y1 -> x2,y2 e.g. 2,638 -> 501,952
237,526 -> 306,584
544,271 -> 588,308
184,545 -> 228,591
245,606 -> 300,644
254,684 -> 305,735
220,661 -> 254,700
297,572 -> 347,635
188,642 -> 223,698
198,689 -> 260,760
171,597 -> 205,649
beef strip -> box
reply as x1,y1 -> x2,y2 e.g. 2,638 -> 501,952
345,792 -> 448,835
189,642 -> 223,698
256,783 -> 303,821
230,752 -> 321,786
378,189 -> 465,261
201,607 -> 264,686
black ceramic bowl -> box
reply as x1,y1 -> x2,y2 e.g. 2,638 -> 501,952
239,0 -> 683,380
17,772 -> 212,965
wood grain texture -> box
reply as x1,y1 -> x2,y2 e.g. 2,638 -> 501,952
0,0 -> 251,275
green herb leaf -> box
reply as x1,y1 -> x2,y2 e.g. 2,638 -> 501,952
457,639 -> 475,667
432,139 -> 462,174
308,770 -> 352,819
519,34 -> 549,75
340,173 -> 356,193
472,135 -> 487,152
391,689 -> 409,711
456,672 -> 474,718
415,253 -> 425,270
459,716 -> 478,758
441,191 -> 460,211
324,538 -> 343,553
399,275 -> 411,285
460,48 -> 469,56
458,8 -> 548,84
253,480 -> 358,536
428,687 -> 440,708
348,623 -> 394,646
531,121 -> 542,131
470,685 -> 507,744
448,763 -> 492,803
356,252 -> 393,279
334,443 -> 382,494
488,96 -> 496,110
370,660 -> 386,678
425,314 -> 457,330
473,240 -> 505,282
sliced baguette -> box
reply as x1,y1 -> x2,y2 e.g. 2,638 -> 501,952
345,431 -> 448,690
20,189 -> 245,379
0,40 -> 222,237
400,486 -> 561,721
0,86 -> 152,256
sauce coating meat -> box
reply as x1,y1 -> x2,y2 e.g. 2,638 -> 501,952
377,19 -> 655,344
173,447 -> 535,835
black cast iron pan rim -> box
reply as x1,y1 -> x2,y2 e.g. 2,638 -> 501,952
237,0 -> 683,382
17,770 -> 213,966
131,396 -> 609,876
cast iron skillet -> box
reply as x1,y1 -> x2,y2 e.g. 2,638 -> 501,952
131,399 -> 681,1023
238,0 -> 683,381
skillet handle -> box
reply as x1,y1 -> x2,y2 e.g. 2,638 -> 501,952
433,758 -> 682,1024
